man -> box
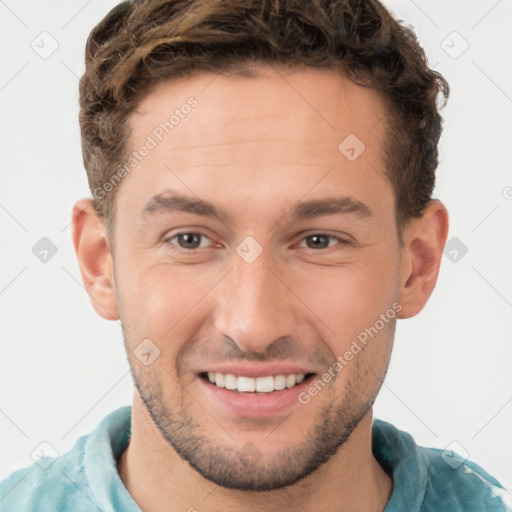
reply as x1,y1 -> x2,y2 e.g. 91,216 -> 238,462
0,0 -> 510,511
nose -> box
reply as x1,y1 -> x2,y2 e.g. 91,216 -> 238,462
213,244 -> 298,354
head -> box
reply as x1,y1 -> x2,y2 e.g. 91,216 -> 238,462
73,0 -> 449,492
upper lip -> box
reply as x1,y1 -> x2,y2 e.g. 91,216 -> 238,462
198,363 -> 316,379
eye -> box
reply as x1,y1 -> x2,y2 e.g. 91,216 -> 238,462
163,231 -> 351,254
165,232 -> 213,251
298,233 -> 351,250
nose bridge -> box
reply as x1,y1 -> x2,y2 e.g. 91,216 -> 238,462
214,245 -> 295,353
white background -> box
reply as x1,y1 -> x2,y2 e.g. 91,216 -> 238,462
0,0 -> 511,495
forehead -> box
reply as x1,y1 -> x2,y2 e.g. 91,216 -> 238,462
128,63 -> 388,162
117,64 -> 392,225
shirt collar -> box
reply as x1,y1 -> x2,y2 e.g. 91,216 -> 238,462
372,418 -> 429,512
84,406 -> 138,512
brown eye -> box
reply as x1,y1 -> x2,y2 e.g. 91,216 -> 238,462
305,234 -> 331,249
166,232 -> 211,251
299,233 -> 349,250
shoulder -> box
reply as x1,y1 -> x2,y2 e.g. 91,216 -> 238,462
372,419 -> 512,512
0,406 -> 132,512
0,435 -> 95,512
420,445 -> 512,512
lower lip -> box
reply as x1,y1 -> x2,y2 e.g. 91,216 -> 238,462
198,376 -> 314,418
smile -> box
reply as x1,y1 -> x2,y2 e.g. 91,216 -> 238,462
200,372 -> 315,393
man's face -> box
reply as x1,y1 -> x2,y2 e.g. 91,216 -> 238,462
111,64 -> 403,490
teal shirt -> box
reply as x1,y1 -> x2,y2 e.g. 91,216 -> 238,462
1,406 -> 510,511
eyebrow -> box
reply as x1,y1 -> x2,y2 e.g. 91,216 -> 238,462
141,190 -> 373,223
142,192 -> 232,222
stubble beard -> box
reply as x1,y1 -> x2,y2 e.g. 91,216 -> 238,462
131,367 -> 380,492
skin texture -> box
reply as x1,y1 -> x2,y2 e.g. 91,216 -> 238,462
72,63 -> 449,512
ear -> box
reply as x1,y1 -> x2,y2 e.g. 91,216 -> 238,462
397,200 -> 449,319
71,198 -> 119,321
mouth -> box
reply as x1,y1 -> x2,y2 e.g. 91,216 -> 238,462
197,367 -> 319,417
199,371 -> 316,394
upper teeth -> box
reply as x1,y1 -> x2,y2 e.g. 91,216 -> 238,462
207,372 -> 306,393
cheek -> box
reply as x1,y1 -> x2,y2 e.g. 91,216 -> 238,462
293,252 -> 400,339
117,242 -> 400,356
120,264 -> 217,344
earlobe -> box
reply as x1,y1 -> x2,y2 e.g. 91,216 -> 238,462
397,200 -> 449,319
71,198 -> 119,321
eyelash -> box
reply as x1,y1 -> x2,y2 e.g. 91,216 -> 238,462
163,231 -> 351,254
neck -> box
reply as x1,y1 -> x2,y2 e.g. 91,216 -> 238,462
117,392 -> 393,512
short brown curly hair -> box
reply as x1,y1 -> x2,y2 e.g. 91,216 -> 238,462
79,0 -> 449,247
